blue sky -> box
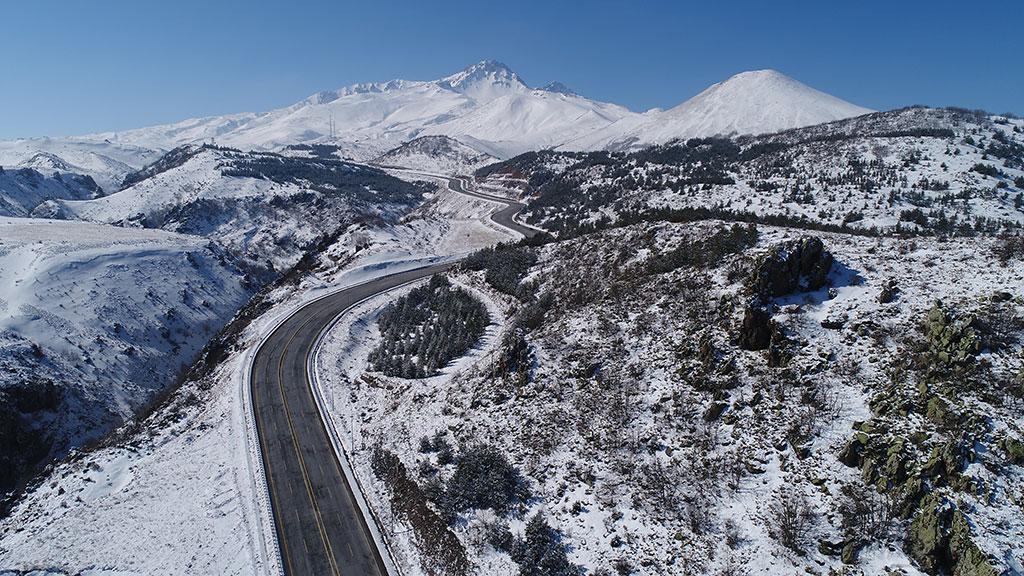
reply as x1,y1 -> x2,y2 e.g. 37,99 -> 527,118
2,0 -> 1020,138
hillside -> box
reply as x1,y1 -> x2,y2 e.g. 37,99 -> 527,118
372,135 -> 498,174
0,217 -> 253,499
479,107 -> 1024,237
0,166 -> 102,217
38,145 -> 430,271
319,222 -> 1024,576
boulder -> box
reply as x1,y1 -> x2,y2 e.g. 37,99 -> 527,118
748,236 -> 834,298
998,436 -> 1024,465
907,493 -> 953,573
949,509 -> 1001,576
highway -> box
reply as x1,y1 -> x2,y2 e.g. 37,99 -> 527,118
250,174 -> 536,575
444,176 -> 538,238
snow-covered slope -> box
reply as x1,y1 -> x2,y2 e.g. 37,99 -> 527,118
39,145 -> 428,270
0,167 -> 101,217
372,135 -> 497,174
0,217 -> 253,496
483,107 -> 1024,237
564,69 -> 873,151
0,139 -> 161,193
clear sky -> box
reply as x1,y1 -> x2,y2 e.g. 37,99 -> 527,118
2,0 -> 1020,138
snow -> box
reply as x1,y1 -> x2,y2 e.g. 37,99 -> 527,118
0,171 -> 516,575
0,65 -> 871,191
306,219 -> 1024,575
563,69 -> 873,152
0,217 -> 251,455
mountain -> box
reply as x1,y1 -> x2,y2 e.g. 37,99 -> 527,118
0,166 -> 102,217
371,135 -> 498,174
0,64 -> 872,187
563,69 -> 873,151
72,60 -> 634,162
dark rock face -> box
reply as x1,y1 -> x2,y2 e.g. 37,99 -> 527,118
738,304 -> 773,351
749,236 -> 834,298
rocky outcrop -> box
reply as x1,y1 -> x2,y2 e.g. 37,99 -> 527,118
907,495 -> 1003,576
924,301 -> 982,366
748,236 -> 833,298
738,304 -> 773,350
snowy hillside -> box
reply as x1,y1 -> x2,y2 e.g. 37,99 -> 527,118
317,222 -> 1024,576
0,138 -> 161,193
40,145 -> 429,271
0,217 -> 253,498
372,135 -> 497,174
480,107 -> 1024,237
0,166 -> 101,217
564,69 -> 873,152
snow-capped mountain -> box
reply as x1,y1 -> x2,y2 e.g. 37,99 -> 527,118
0,63 -> 874,187
76,60 -> 635,162
563,69 -> 873,151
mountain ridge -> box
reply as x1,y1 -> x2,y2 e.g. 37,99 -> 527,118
0,62 -> 873,182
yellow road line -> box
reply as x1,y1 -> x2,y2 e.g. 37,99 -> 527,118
278,314 -> 343,576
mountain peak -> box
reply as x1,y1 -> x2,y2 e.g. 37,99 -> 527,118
540,81 -> 577,96
439,60 -> 529,99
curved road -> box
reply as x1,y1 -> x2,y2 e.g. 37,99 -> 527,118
444,176 -> 538,238
251,175 -> 536,575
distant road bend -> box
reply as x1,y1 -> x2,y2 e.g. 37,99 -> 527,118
251,175 -> 537,575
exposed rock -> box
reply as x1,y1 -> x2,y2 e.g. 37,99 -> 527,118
703,400 -> 728,421
738,304 -> 773,351
998,436 -> 1024,465
924,302 -> 982,366
749,236 -> 834,298
879,279 -> 899,304
821,312 -> 848,329
907,493 -> 953,573
990,291 -> 1012,303
949,509 -> 1001,576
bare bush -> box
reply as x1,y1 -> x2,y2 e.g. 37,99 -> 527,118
765,486 -> 818,553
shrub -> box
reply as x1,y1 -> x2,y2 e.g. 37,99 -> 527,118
766,487 -> 818,553
511,513 -> 582,576
443,443 -> 530,516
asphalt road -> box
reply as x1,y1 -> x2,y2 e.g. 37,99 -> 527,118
251,175 -> 536,575
444,176 -> 539,239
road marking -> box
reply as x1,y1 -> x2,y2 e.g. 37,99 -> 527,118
252,363 -> 297,576
277,326 -> 343,576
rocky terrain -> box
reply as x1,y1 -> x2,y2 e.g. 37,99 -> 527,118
326,221 -> 1023,576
